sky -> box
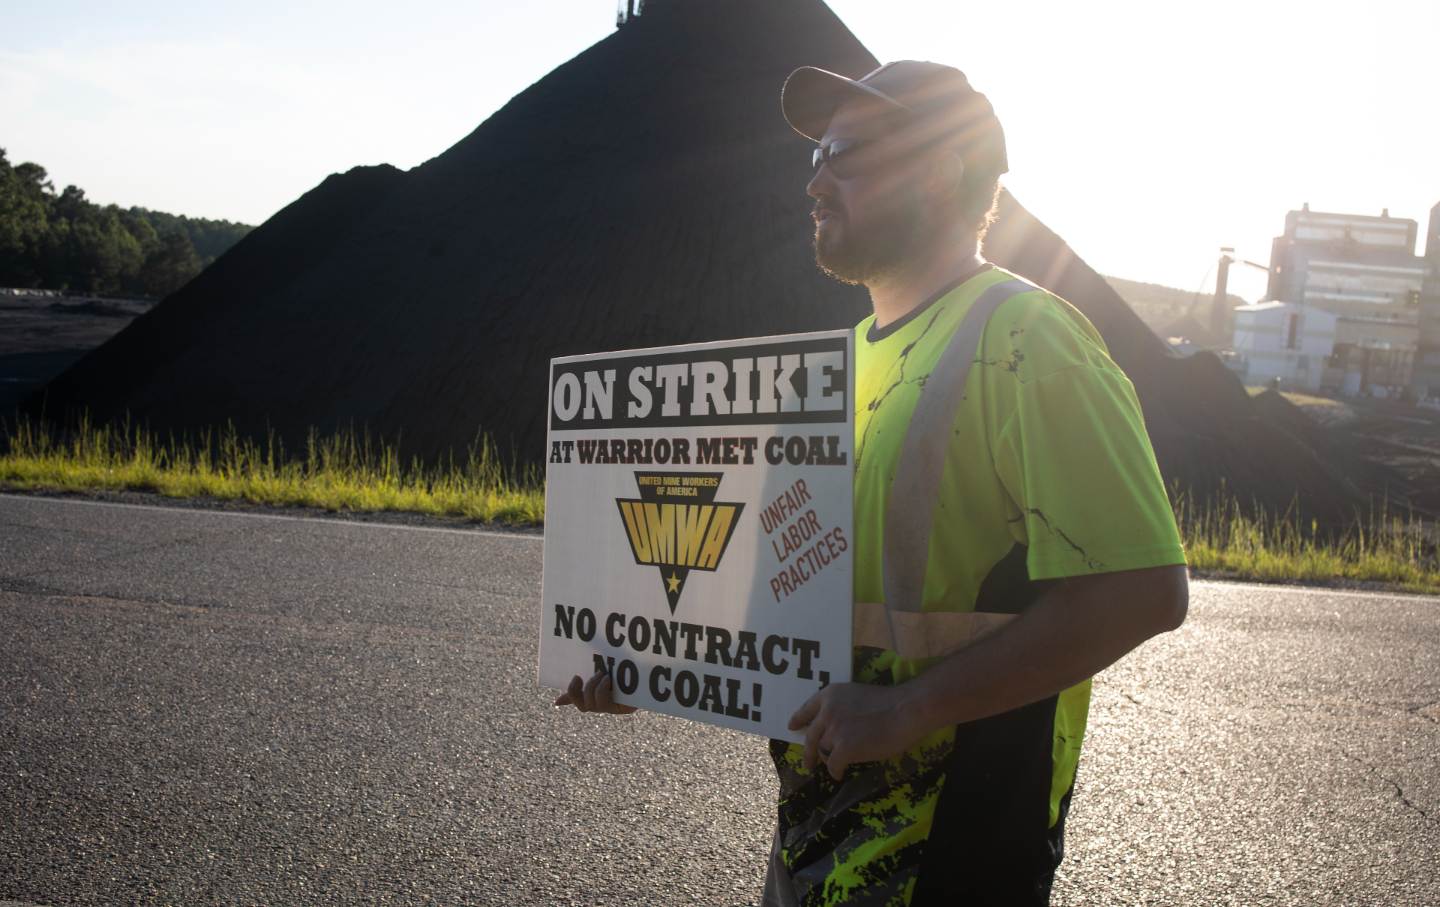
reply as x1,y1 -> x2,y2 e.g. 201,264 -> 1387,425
3,0 -> 1437,304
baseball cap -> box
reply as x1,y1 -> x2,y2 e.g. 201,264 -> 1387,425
781,61 -> 1008,175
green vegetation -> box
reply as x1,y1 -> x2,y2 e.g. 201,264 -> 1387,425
0,148 -> 251,297
1174,490 -> 1439,594
2,418 -> 1436,593
1244,385 -> 1357,426
1245,385 -> 1345,409
0,416 -> 543,525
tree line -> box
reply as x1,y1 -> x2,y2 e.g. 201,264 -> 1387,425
0,147 -> 253,298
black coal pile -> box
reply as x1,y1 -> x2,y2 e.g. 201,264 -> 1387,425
24,0 -> 1409,526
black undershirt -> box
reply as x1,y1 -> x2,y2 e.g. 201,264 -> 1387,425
865,261 -> 995,343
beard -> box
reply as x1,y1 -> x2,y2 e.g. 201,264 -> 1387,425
813,187 -> 932,285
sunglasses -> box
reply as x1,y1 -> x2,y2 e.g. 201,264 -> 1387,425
810,137 -> 882,181
812,128 -> 963,181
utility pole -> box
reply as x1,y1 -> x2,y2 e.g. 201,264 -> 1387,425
1211,247 -> 1271,346
1212,248 -> 1234,342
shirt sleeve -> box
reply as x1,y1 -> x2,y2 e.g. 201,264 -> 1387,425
984,303 -> 1187,581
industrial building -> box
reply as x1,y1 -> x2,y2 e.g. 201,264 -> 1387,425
1417,204 -> 1440,397
1230,301 -> 1336,390
1230,202 -> 1440,399
1267,205 -> 1427,317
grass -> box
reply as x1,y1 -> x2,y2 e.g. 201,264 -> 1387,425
1244,384 -> 1337,405
3,416 -> 1437,594
1174,490 -> 1439,594
0,415 -> 545,525
1244,385 -> 1357,425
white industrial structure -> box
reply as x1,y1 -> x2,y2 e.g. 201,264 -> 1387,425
1230,301 -> 1337,390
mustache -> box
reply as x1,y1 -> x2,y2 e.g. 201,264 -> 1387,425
812,197 -> 844,217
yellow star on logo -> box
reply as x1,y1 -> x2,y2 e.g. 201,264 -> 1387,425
666,573 -> 682,594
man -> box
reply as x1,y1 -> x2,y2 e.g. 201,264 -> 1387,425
559,61 -> 1188,906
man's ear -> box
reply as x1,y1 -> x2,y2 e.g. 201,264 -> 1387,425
927,151 -> 966,202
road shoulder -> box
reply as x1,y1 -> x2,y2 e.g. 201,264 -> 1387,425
0,483 -> 542,537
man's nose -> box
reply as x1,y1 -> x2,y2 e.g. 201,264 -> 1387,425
806,161 -> 835,201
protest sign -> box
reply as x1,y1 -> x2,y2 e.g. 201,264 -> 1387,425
538,330 -> 854,742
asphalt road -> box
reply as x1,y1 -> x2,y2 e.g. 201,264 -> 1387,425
1,493 -> 1436,906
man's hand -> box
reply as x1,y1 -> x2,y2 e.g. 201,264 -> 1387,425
788,682 -> 927,781
553,669 -> 638,715
786,565 -> 1188,781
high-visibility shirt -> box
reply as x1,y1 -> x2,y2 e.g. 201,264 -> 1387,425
767,265 -> 1187,906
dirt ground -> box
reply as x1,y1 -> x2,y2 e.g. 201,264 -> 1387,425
0,291 -> 153,419
1335,395 -> 1440,515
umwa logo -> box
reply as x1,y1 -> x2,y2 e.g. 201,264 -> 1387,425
615,472 -> 744,614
